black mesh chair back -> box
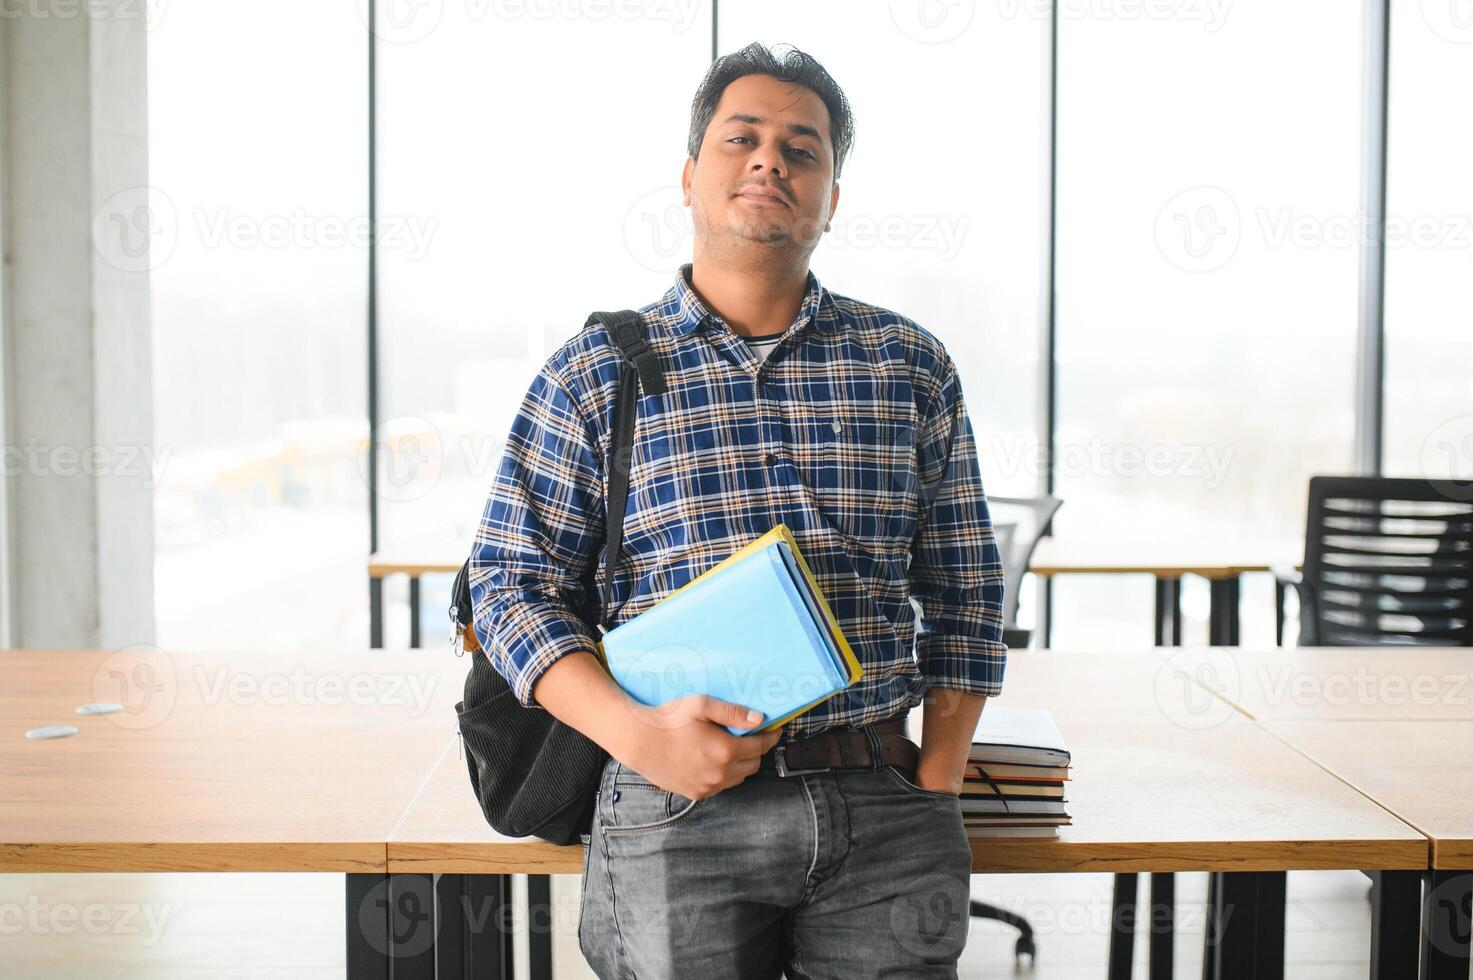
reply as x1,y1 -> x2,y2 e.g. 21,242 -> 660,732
985,495 -> 1063,642
1300,476 -> 1473,646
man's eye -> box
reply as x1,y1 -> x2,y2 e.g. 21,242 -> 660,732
728,136 -> 814,160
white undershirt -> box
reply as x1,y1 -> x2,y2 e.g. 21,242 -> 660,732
743,333 -> 784,365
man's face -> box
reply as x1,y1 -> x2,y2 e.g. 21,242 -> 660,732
682,73 -> 841,257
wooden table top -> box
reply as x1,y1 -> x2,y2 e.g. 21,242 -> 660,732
0,647 -> 465,872
369,551 -> 462,578
1161,645 -> 1473,870
387,649 -> 1427,875
1258,719 -> 1473,870
1028,538 -> 1301,579
371,537 -> 1306,581
1167,646 -> 1473,722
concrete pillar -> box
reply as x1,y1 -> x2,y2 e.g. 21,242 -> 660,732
1,1 -> 154,648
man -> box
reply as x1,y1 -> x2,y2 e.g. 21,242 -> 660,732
470,41 -> 1006,978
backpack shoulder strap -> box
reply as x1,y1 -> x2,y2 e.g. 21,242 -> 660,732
450,310 -> 667,651
583,310 -> 665,629
584,310 -> 667,395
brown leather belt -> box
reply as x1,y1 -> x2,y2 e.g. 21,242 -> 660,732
758,717 -> 919,777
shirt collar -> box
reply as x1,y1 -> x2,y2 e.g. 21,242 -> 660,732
661,262 -> 840,339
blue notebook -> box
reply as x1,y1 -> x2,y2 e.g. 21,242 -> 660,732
596,525 -> 864,735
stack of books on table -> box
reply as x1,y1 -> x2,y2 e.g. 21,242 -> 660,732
963,706 -> 1072,839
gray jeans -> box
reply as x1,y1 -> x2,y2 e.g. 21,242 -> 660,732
578,752 -> 973,979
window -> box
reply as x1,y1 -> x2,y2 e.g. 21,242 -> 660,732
1052,2 -> 1362,647
719,2 -> 1052,501
1383,0 -> 1473,483
374,0 -> 711,641
150,3 -> 369,649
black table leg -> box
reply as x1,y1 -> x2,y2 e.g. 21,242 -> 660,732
1207,577 -> 1241,646
409,574 -> 422,648
528,873 -> 555,980
1208,871 -> 1284,980
466,874 -> 517,980
1421,869 -> 1472,980
1273,578 -> 1287,646
435,873 -> 470,979
1155,576 -> 1183,647
1108,872 -> 1138,980
432,872 -> 518,979
1201,872 -> 1220,980
1040,576 -> 1054,648
1369,870 -> 1422,980
389,873 -> 437,978
346,873 -> 390,980
1149,871 -> 1174,980
369,577 -> 384,649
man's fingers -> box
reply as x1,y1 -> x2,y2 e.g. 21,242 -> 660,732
698,696 -> 765,730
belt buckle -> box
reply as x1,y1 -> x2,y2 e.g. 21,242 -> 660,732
773,745 -> 831,778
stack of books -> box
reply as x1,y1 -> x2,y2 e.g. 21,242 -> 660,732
963,706 -> 1072,839
596,524 -> 864,735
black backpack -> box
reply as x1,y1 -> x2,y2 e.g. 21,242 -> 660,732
448,309 -> 666,846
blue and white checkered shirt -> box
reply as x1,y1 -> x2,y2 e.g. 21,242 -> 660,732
470,262 -> 1007,740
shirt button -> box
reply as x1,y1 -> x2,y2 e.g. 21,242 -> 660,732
764,452 -> 778,467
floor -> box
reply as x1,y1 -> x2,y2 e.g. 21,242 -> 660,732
0,869 -> 1377,978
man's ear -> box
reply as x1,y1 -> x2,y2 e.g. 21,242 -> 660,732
682,156 -> 695,206
825,180 -> 840,233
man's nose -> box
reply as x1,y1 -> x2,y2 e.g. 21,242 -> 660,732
748,147 -> 786,180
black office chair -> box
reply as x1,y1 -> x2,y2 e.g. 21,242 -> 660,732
989,494 -> 1063,652
1271,476 -> 1473,910
966,494 -> 1062,967
1274,475 -> 1473,647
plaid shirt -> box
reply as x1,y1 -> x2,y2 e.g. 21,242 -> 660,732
470,262 -> 1006,741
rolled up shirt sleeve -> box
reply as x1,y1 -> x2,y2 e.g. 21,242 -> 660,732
909,353 -> 1008,698
468,365 -> 606,708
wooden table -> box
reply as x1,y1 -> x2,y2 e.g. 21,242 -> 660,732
367,551 -> 461,649
1169,645 -> 1473,978
384,649 -> 1427,980
2,646 -> 1438,980
1028,538 -> 1302,646
0,646 -> 467,980
1164,645 -> 1473,722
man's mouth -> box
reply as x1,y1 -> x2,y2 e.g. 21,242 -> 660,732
735,187 -> 789,209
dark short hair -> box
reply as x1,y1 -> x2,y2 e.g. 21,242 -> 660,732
687,42 -> 855,181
